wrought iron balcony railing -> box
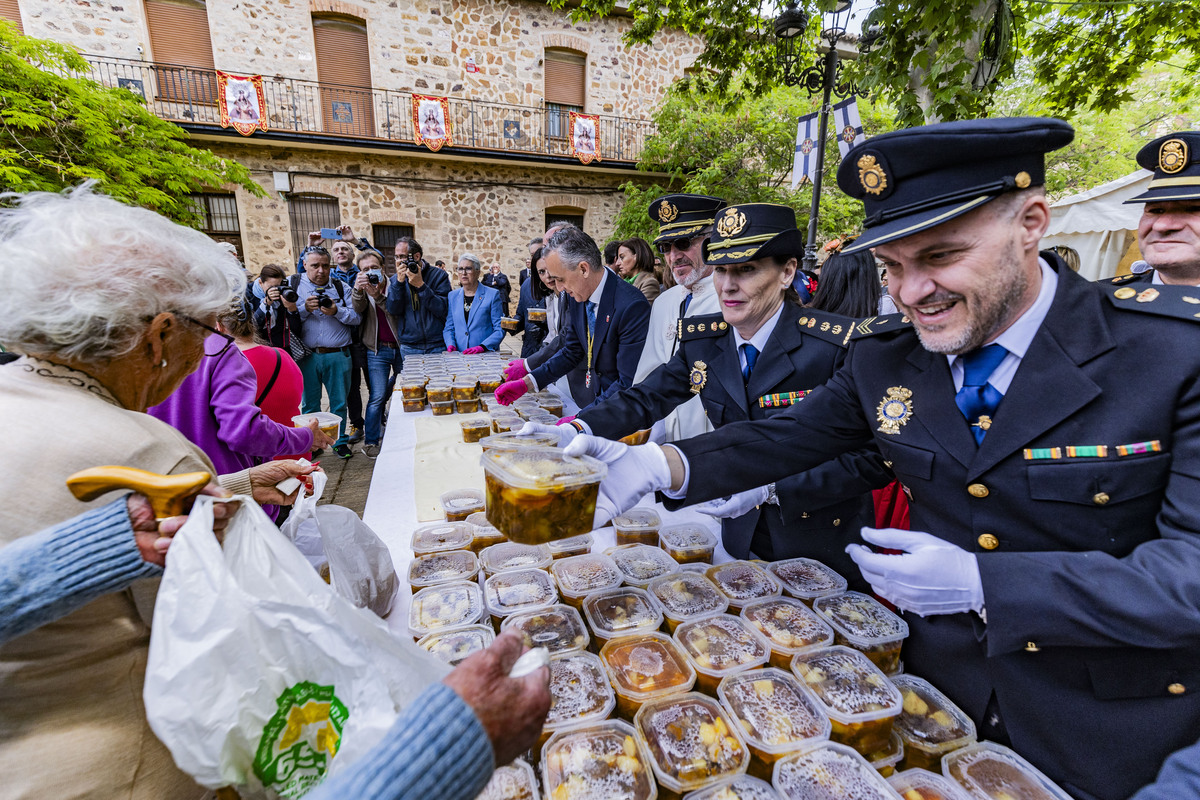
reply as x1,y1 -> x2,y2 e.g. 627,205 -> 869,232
74,54 -> 657,164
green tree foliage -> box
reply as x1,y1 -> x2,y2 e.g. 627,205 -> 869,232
0,23 -> 263,225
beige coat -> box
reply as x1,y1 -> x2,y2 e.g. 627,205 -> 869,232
0,358 -> 213,800
630,270 -> 661,304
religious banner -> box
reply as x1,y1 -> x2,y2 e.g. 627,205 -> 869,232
413,95 -> 453,152
792,111 -> 819,189
832,97 -> 866,158
217,72 -> 267,136
569,111 -> 602,164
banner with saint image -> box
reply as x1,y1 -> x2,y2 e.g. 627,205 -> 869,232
569,112 -> 602,164
217,72 -> 267,136
412,95 -> 453,152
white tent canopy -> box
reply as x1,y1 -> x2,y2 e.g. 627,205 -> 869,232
1040,170 -> 1152,281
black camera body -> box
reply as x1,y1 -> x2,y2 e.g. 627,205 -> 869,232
314,288 -> 334,309
404,257 -> 421,274
367,273 -> 381,285
281,287 -> 299,304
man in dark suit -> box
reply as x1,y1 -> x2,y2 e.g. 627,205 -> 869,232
496,225 -> 650,410
566,117 -> 1200,800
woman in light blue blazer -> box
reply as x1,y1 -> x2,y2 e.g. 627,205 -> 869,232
443,252 -> 504,352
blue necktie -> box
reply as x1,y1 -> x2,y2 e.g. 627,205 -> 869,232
586,302 -> 597,338
681,293 -> 693,316
741,343 -> 759,382
955,343 -> 1008,444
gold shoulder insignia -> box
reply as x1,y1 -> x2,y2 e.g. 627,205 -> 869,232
679,313 -> 729,342
1106,283 -> 1200,324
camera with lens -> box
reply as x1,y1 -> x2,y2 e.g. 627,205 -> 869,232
404,257 -> 421,274
314,289 -> 334,309
367,272 -> 381,285
281,287 -> 299,304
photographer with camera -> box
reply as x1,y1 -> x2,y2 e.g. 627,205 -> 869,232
245,263 -> 300,350
353,249 -> 402,459
385,236 -> 451,356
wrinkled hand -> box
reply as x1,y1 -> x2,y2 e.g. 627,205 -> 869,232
846,528 -> 984,617
503,359 -> 528,381
354,273 -> 370,292
307,418 -> 335,449
307,231 -> 322,247
520,420 -> 578,447
338,224 -> 356,242
126,484 -> 235,566
694,485 -> 770,520
495,379 -> 528,405
563,435 -> 671,528
443,629 -> 550,767
248,460 -> 322,506
463,346 -> 486,355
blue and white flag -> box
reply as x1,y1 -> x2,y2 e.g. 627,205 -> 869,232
792,111 -> 820,190
832,97 -> 866,158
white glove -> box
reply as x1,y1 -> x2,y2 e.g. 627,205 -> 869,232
845,528 -> 984,617
694,485 -> 771,520
563,435 -> 672,528
520,421 -> 578,447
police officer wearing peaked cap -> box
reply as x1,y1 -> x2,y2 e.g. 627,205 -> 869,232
566,116 -> 1200,800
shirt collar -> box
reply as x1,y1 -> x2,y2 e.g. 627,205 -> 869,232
947,256 -> 1057,368
586,267 -> 609,306
732,301 -> 785,354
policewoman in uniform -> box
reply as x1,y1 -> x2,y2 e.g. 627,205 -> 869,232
548,204 -> 892,576
567,117 -> 1200,800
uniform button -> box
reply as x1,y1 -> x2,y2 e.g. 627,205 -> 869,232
833,519 -> 841,527
1025,642 -> 1040,653
968,483 -> 990,498
801,512 -> 810,519
1093,492 -> 1111,506
978,533 -> 1000,550
1169,683 -> 1187,695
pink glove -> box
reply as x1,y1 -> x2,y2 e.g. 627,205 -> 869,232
504,359 -> 529,381
463,346 -> 486,355
446,345 -> 458,352
556,415 -> 577,427
495,379 -> 529,405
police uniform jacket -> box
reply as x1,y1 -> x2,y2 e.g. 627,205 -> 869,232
580,301 -> 892,574
670,253 -> 1200,800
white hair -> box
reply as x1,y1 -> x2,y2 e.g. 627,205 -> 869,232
0,184 -> 244,361
458,252 -> 482,272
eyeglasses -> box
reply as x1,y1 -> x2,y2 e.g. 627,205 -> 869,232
183,315 -> 236,357
456,267 -> 476,273
657,236 -> 700,255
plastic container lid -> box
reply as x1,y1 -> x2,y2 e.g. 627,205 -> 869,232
942,742 -> 1073,800
767,558 -> 848,602
416,624 -> 495,667
706,562 -> 784,608
408,549 -> 481,587
634,691 -> 750,795
813,592 -> 909,650
790,647 -> 903,726
483,447 -> 606,490
546,533 -> 594,557
475,758 -> 540,800
673,614 -> 772,681
461,417 -> 492,430
867,732 -> 905,774
613,507 -> 662,532
479,431 -> 559,452
541,719 -> 658,800
607,544 -> 680,588
772,741 -> 903,800
441,488 -> 486,516
740,597 -> 835,658
890,675 -> 976,763
484,568 -> 559,618
550,554 -> 624,599
291,410 -> 341,427
659,523 -> 719,558
887,768 -> 972,800
500,603 -> 590,654
583,586 -> 664,641
480,542 -> 554,574
544,651 -> 617,733
648,572 -> 730,623
408,580 -> 484,638
682,775 -> 783,800
716,668 -> 831,756
410,521 -> 476,554
600,632 -> 697,704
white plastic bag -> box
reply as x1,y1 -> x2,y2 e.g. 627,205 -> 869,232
144,496 -> 449,800
280,469 -> 328,570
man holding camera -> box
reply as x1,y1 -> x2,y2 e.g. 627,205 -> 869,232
386,236 -> 451,356
353,250 -> 402,459
289,247 -> 367,459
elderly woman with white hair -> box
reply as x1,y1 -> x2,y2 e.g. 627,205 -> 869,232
443,251 -> 504,354
0,185 -> 314,799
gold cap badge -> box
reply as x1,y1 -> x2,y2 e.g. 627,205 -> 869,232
658,200 -> 678,223
858,154 -> 888,196
715,207 -> 748,238
1160,139 -> 1189,174
1014,171 -> 1031,189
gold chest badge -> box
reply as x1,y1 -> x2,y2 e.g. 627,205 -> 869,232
876,386 -> 913,435
715,207 -> 748,238
689,360 -> 708,394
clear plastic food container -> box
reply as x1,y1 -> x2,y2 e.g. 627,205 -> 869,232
479,374 -> 504,394
648,572 -> 730,633
538,399 -> 565,418
452,380 -> 480,402
401,397 -> 426,413
493,417 -> 524,433
541,719 -> 658,800
659,524 -> 719,564
479,541 -> 554,576
600,632 -> 697,720
583,587 -> 664,650
461,417 -> 491,442
484,567 -> 559,627
673,614 -> 772,696
407,549 -> 480,587
500,603 -> 590,655
607,544 -> 680,588
410,521 -> 476,555
706,562 -> 783,611
613,508 -> 663,547
482,447 -> 606,544
527,308 -> 548,323
480,431 -> 560,453
942,742 -> 1074,800
456,398 -> 482,414
790,646 -> 903,756
399,379 -> 427,400
681,775 -> 782,800
427,382 -> 453,403
541,651 -> 618,747
767,559 -> 848,605
408,580 -> 484,639
716,668 -> 831,781
468,523 -> 507,554
740,597 -> 835,669
550,554 -> 624,609
431,399 -> 456,416
442,488 -> 487,522
416,623 -> 494,667
547,533 -> 594,560
813,592 -> 909,676
772,741 -> 902,800
867,733 -> 904,777
634,691 -> 750,797
475,757 -> 539,800
292,411 -> 341,441
887,768 -> 972,800
890,675 -> 975,773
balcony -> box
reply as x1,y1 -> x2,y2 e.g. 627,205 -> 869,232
74,55 -> 657,166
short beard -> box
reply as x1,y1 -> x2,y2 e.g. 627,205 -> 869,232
679,263 -> 714,290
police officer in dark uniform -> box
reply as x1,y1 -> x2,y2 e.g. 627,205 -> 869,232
567,117 -> 1200,800
547,204 -> 892,575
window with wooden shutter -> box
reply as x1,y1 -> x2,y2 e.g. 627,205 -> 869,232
145,0 -> 216,104
0,0 -> 23,33
313,16 -> 375,138
545,49 -> 585,139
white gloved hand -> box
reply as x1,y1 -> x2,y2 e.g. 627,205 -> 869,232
846,528 -> 984,617
563,435 -> 672,528
519,421 -> 578,448
694,485 -> 771,520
